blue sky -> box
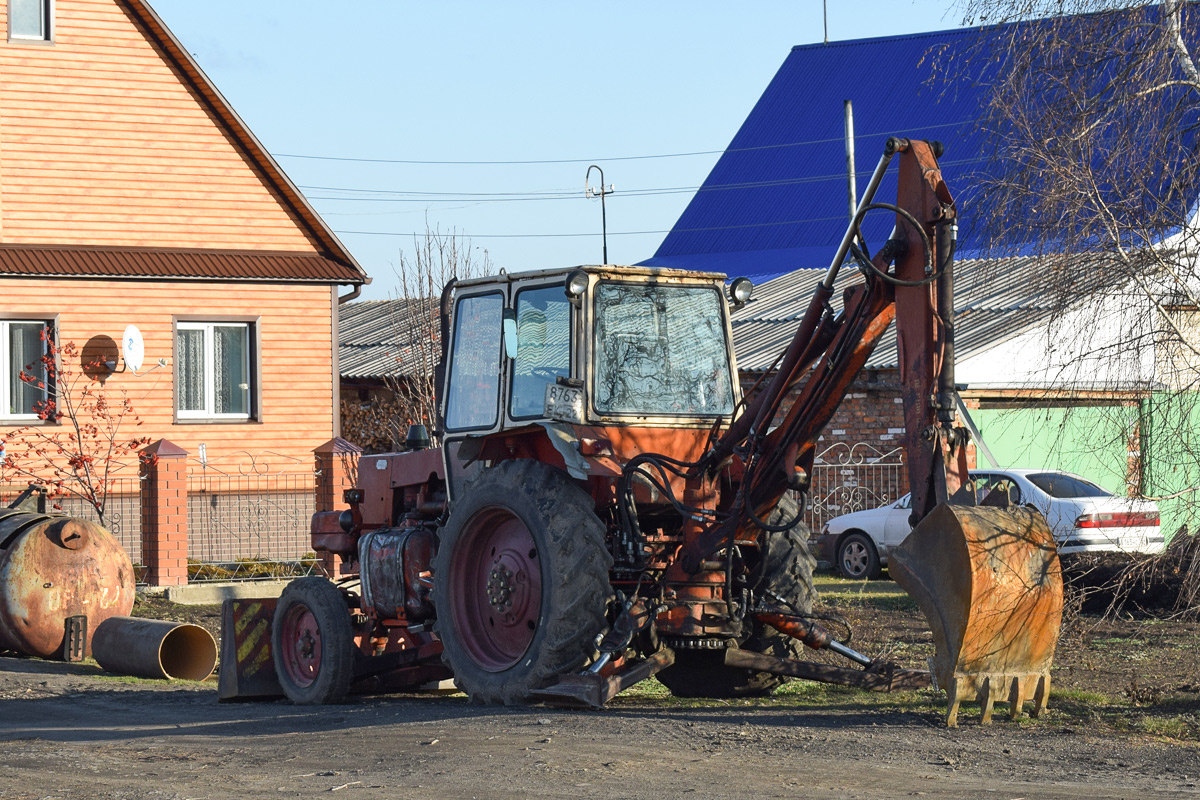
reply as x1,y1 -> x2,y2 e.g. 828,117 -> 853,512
148,1 -> 962,299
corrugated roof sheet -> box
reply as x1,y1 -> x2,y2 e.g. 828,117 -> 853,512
0,244 -> 363,283
731,256 -> 1092,371
339,299 -> 438,380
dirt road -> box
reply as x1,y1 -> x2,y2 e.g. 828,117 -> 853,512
2,655 -> 1197,800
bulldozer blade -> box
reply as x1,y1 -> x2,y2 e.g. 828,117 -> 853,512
217,598 -> 284,702
529,648 -> 675,709
888,504 -> 1062,727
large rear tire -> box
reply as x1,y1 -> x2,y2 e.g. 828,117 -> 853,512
658,493 -> 816,698
432,460 -> 612,705
272,577 -> 355,705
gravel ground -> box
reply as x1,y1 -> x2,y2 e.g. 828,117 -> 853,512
2,577 -> 1199,799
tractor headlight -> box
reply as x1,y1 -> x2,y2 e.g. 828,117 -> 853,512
565,269 -> 589,305
729,276 -> 753,307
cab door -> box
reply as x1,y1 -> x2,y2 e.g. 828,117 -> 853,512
441,289 -> 506,500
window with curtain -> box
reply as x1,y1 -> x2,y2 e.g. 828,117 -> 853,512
10,0 -> 52,41
1,321 -> 51,420
176,322 -> 253,420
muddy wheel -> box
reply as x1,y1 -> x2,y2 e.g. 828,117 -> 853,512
837,531 -> 881,580
272,577 -> 355,705
658,494 -> 816,698
432,459 -> 612,705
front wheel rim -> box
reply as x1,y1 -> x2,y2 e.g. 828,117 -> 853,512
280,603 -> 322,688
449,506 -> 543,672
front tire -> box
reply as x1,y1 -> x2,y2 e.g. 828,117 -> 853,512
837,531 -> 881,580
272,577 -> 355,704
432,460 -> 612,704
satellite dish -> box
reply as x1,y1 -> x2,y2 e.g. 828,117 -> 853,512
122,325 -> 145,373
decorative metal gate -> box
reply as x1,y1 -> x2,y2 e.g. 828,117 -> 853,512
804,442 -> 906,533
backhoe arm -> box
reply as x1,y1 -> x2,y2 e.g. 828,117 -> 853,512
684,139 -> 962,570
686,140 -> 1063,727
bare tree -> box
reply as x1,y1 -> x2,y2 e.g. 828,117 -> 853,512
941,2 -> 1200,534
341,224 -> 489,452
0,337 -> 149,527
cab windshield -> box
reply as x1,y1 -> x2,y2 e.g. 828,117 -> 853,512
593,282 -> 734,416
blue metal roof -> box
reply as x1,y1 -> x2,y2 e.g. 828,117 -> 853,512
641,27 -> 993,281
641,13 -> 1200,282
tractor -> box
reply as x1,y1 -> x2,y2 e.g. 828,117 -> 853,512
254,140 -> 1062,726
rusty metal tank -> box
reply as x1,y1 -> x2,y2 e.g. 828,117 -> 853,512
0,509 -> 135,659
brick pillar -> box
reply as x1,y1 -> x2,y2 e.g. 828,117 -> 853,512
140,439 -> 189,587
314,437 -> 362,578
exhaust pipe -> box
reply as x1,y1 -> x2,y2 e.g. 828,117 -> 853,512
92,617 -> 217,681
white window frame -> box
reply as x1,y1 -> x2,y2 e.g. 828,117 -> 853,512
176,321 -> 253,421
8,0 -> 54,43
0,320 -> 51,421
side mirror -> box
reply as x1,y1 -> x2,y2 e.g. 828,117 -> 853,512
502,308 -> 518,359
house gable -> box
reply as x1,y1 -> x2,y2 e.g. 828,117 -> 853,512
0,0 -> 363,282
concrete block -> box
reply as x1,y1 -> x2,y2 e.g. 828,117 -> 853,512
165,579 -> 294,606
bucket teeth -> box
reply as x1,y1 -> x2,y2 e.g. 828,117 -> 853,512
890,504 -> 1063,727
946,672 -> 1051,727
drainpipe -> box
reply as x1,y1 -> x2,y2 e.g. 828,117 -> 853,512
332,279 -> 368,439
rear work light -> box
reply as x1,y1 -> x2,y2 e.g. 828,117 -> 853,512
1074,511 -> 1160,529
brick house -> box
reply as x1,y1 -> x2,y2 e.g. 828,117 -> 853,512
0,0 -> 368,566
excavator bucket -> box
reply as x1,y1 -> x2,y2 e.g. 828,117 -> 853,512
888,504 -> 1063,727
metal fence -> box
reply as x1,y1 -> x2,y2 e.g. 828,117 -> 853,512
0,478 -> 143,563
186,469 -> 320,582
0,467 -> 322,585
804,442 -> 906,533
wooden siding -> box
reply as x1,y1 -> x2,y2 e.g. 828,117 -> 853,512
0,278 -> 336,473
0,0 -> 318,252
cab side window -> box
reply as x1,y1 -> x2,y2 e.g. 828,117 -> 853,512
509,286 -> 571,419
445,293 -> 503,431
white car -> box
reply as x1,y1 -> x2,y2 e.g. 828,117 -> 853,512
814,469 -> 1164,580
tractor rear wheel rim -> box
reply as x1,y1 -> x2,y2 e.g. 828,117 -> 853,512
280,603 -> 322,688
452,507 -> 542,671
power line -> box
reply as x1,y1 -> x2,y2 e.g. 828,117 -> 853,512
334,213 -> 850,240
301,154 -> 981,206
275,120 -> 971,167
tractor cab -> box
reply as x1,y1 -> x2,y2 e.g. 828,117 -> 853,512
439,266 -> 746,496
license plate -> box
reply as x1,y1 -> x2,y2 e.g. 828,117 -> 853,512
545,384 -> 585,424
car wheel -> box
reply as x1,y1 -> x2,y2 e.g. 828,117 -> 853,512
837,532 -> 881,580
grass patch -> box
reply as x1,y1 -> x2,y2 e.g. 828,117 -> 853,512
814,575 -> 919,612
1134,715 -> 1197,739
1050,688 -> 1115,705
610,675 -> 939,715
92,673 -> 169,685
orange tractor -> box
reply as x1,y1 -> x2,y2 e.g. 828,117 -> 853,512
255,140 -> 1062,726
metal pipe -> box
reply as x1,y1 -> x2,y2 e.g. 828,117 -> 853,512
823,138 -> 906,289
92,617 -> 217,681
844,99 -> 857,224
935,221 -> 958,424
